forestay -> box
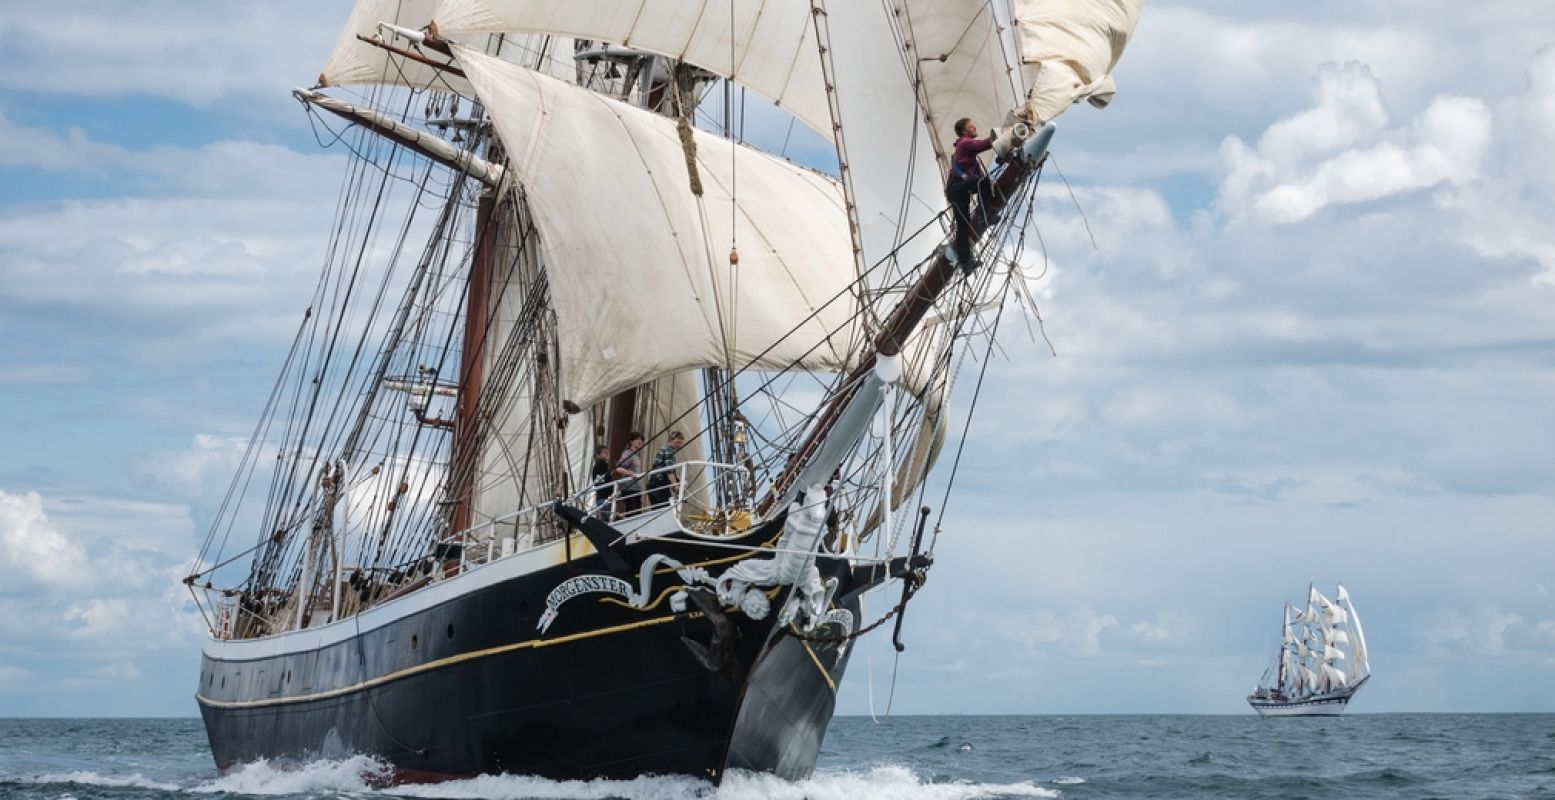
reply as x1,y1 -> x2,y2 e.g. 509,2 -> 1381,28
451,44 -> 861,411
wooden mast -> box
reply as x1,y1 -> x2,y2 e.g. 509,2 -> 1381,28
448,193 -> 497,537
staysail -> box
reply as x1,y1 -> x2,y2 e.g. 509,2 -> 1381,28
1338,583 -> 1371,682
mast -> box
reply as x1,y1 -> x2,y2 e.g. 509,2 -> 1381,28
449,192 -> 498,537
1276,602 -> 1290,693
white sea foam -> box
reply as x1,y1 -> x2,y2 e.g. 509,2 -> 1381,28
190,755 -> 390,795
1051,776 -> 1086,785
28,771 -> 182,792
392,764 -> 1056,800
174,759 -> 1055,800
388,772 -> 715,800
718,764 -> 1057,799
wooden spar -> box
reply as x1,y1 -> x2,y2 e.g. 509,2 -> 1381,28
449,194 -> 497,538
759,128 -> 1054,511
292,89 -> 504,188
353,33 -> 466,79
380,22 -> 454,57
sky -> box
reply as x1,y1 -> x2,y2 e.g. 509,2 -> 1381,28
1,1 -> 1553,718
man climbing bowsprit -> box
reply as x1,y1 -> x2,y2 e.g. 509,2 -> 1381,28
945,117 -> 1000,272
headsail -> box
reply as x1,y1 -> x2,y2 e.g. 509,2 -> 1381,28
1007,0 -> 1145,127
1338,583 -> 1371,681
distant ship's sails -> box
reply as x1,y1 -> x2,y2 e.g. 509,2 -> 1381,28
1255,584 -> 1371,702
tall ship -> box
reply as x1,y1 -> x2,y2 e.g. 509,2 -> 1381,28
183,0 -> 1145,783
1248,584 -> 1372,717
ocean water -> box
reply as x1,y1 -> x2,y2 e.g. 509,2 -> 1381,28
1,715 -> 1552,800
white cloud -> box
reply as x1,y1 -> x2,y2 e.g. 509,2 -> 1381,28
135,434 -> 249,498
1219,63 -> 1492,223
0,125 -> 353,345
0,3 -> 338,107
0,489 -> 206,704
40,494 -> 195,559
0,110 -> 129,170
1427,608 -> 1526,656
0,490 -> 89,589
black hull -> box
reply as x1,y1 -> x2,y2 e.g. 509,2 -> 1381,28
198,520 -> 878,782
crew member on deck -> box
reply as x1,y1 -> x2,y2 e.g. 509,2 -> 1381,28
946,117 -> 998,272
589,445 -> 612,517
646,431 -> 685,510
614,432 -> 647,517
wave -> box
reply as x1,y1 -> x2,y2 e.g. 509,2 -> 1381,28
191,755 -> 391,795
15,759 -> 1057,800
392,763 -> 1055,800
921,736 -> 975,753
20,771 -> 183,792
721,765 -> 1056,799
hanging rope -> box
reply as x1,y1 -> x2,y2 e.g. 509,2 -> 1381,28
673,68 -> 705,197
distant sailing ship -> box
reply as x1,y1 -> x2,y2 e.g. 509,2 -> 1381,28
1248,584 -> 1371,717
182,0 -> 1145,784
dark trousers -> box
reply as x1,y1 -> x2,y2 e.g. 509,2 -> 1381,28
647,479 -> 673,510
616,490 -> 641,518
947,175 -> 993,265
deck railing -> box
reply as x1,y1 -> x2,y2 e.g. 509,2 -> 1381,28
207,461 -> 760,640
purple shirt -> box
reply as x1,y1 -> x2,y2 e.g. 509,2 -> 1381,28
951,134 -> 994,180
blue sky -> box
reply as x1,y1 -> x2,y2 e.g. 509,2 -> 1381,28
2,2 -> 1554,717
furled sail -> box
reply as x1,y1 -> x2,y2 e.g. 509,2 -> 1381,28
451,44 -> 861,410
432,0 -> 1014,155
434,0 -> 831,140
319,0 -> 577,93
1007,0 -> 1144,127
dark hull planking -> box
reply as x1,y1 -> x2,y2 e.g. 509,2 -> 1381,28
198,518 -> 869,782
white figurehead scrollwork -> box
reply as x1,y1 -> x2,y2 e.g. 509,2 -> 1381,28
671,483 -> 844,637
